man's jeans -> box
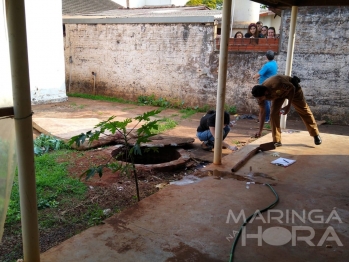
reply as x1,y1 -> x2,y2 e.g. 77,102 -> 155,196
265,100 -> 271,122
196,126 -> 230,144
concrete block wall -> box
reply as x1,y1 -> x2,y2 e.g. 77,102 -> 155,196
65,23 -> 217,107
276,6 -> 349,124
222,6 -> 349,124
65,6 -> 349,124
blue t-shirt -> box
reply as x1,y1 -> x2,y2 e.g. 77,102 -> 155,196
259,60 -> 278,84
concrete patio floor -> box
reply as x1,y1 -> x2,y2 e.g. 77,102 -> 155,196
40,130 -> 349,262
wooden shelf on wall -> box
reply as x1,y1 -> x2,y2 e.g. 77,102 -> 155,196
216,38 -> 279,53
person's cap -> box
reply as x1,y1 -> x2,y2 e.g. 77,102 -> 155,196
266,50 -> 275,60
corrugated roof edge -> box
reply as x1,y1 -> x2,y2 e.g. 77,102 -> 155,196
62,16 -> 221,24
62,7 -> 222,24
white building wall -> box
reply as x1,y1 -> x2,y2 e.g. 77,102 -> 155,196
228,0 -> 260,37
145,0 -> 188,6
146,0 -> 171,5
0,1 -> 13,107
24,0 -> 67,104
259,14 -> 282,34
232,1 -> 260,24
112,0 -> 198,8
170,0 -> 188,6
129,0 -> 146,8
111,0 -> 127,8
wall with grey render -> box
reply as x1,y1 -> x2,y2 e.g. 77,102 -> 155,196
277,6 -> 349,124
64,6 -> 349,124
65,23 -> 217,107
219,6 -> 349,124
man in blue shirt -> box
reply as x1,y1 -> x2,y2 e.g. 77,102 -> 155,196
253,50 -> 278,123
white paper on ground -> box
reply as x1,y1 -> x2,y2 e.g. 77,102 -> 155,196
271,157 -> 296,167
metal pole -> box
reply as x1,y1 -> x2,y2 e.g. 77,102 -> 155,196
6,0 -> 41,261
281,6 -> 298,129
213,0 -> 232,165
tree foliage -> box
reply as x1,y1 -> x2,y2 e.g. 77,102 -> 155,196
186,0 -> 223,10
69,109 -> 163,201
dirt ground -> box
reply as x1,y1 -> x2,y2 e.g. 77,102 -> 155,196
1,97 -> 349,261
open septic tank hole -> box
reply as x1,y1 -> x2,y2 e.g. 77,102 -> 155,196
111,146 -> 191,171
116,147 -> 179,164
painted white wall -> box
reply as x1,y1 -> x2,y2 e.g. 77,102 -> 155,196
24,0 -> 67,104
146,0 -> 188,6
170,0 -> 188,6
259,14 -> 282,34
232,0 -> 260,24
0,0 -> 13,107
111,0 -> 127,7
112,0 -> 190,8
228,0 -> 260,37
146,0 -> 171,5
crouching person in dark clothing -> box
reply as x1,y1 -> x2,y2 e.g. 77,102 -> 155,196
196,110 -> 238,151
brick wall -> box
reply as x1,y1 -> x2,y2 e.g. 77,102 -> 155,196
65,6 -> 349,124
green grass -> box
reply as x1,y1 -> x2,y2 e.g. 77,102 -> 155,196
6,150 -> 87,227
68,93 -> 136,104
231,140 -> 241,145
151,118 -> 178,134
179,108 -> 198,119
69,102 -> 86,109
121,106 -> 137,111
225,105 -> 237,115
68,93 -> 236,118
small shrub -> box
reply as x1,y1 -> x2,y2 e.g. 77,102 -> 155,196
225,105 -> 237,115
34,134 -> 67,156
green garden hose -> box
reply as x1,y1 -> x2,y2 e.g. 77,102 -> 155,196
229,183 -> 279,262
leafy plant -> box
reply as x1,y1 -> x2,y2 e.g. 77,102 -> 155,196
138,95 -> 170,108
225,104 -> 237,115
37,197 -> 59,210
69,109 -> 163,201
33,134 -> 66,156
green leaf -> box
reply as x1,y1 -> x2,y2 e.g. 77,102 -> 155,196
97,166 -> 103,178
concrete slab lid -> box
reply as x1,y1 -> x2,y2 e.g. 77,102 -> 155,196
33,117 -> 102,140
33,117 -> 195,149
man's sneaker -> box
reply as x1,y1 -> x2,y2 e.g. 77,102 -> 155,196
274,142 -> 282,147
201,142 -> 213,151
314,135 -> 322,145
265,120 -> 270,124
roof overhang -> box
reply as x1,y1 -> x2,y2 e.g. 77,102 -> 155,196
252,0 -> 349,9
62,7 -> 222,24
